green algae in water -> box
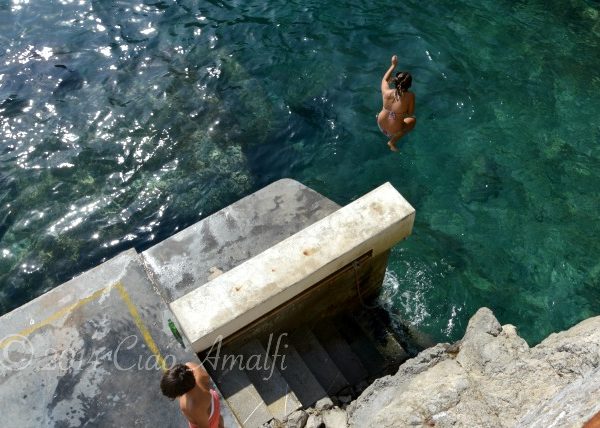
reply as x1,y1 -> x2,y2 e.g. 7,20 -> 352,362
1,0 -> 599,345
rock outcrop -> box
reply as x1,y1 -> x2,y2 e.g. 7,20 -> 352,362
347,308 -> 600,428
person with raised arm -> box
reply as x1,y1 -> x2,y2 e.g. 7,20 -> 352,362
377,55 -> 416,151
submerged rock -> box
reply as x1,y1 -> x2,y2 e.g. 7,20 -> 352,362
347,307 -> 600,427
459,156 -> 503,204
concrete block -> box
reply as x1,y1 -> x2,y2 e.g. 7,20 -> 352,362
0,250 -> 197,428
171,182 -> 415,352
142,179 -> 339,302
218,250 -> 391,349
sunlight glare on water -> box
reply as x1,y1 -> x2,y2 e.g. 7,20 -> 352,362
1,0 -> 599,345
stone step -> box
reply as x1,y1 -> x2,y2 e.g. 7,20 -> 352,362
262,334 -> 328,408
312,322 -> 369,386
333,315 -> 387,379
353,310 -> 409,368
237,339 -> 302,421
289,328 -> 349,395
203,346 -> 273,428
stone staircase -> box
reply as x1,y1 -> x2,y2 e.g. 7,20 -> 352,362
200,307 -> 410,427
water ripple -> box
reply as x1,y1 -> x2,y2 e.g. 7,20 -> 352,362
1,0 -> 599,346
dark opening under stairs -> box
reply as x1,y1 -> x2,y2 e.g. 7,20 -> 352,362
199,307 -> 414,428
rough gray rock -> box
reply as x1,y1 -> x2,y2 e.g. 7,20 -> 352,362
517,366 -> 600,427
347,307 -> 600,428
321,407 -> 348,428
314,397 -> 334,411
284,410 -> 309,428
304,414 -> 324,428
263,419 -> 284,428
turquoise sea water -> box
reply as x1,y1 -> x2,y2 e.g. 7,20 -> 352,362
1,0 -> 599,345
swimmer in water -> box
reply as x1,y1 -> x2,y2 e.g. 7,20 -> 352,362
377,55 -> 416,152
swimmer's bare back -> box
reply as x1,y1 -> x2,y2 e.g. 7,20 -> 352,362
180,363 -> 224,428
377,55 -> 416,152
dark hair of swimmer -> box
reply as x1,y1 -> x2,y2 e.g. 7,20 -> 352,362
393,71 -> 412,99
160,363 -> 196,399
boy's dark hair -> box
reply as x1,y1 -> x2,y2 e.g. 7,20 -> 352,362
160,363 -> 196,399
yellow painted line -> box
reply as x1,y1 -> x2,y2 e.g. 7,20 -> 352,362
114,281 -> 167,371
2,281 -> 168,373
0,286 -> 111,350
0,282 -> 167,370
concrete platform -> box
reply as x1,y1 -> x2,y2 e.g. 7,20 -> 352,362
142,179 -> 340,303
0,249 -> 237,428
171,182 -> 415,352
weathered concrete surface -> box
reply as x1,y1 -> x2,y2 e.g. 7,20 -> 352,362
171,182 -> 415,352
0,249 -> 238,428
142,178 -> 340,303
220,250 -> 390,348
347,308 -> 600,428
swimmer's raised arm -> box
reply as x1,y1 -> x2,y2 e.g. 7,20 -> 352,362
381,55 -> 398,93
